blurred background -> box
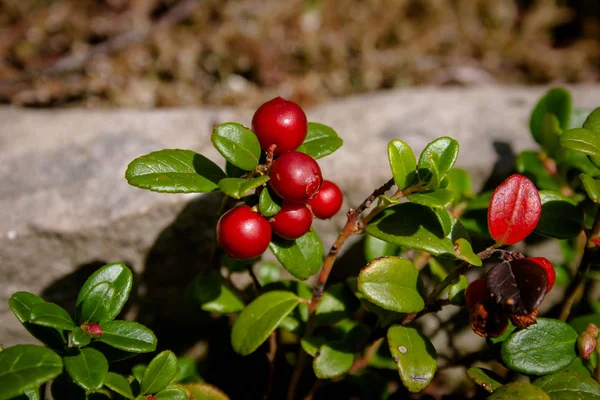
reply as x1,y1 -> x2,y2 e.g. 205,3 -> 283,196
1,0 -> 599,108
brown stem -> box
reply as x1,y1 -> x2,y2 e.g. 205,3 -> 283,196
348,338 -> 384,374
265,332 -> 278,399
248,266 -> 263,295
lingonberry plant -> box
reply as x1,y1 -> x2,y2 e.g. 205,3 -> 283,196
3,90 -> 600,399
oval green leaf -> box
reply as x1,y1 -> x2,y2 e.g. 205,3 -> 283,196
211,123 -> 261,171
97,321 -> 157,353
141,351 -> 178,395
516,151 -> 561,192
489,382 -> 550,400
358,257 -> 424,313
258,188 -> 282,217
71,327 -> 91,348
446,275 -> 468,305
105,372 -> 134,399
190,269 -> 245,314
218,175 -> 269,199
388,140 -> 417,190
560,128 -> 600,158
126,149 -> 225,193
346,278 -> 402,326
534,191 -> 583,239
297,122 -> 343,159
583,108 -> 600,134
185,383 -> 230,400
453,238 -> 482,266
501,318 -> 578,375
531,88 -> 572,146
388,325 -> 437,393
155,386 -> 188,400
29,302 -> 75,331
407,189 -> 454,208
314,283 -> 360,326
417,137 -> 459,188
268,229 -> 324,280
446,168 -> 472,201
231,291 -> 300,356
581,174 -> 600,203
313,341 -> 354,379
466,367 -> 503,393
364,234 -> 399,262
64,348 -> 108,392
534,370 -> 600,400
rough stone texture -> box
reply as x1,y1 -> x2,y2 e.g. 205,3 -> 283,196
2,85 -> 600,348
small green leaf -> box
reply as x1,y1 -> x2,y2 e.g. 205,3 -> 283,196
29,302 -> 75,331
231,291 -> 300,356
313,341 -> 354,379
583,108 -> 600,134
417,137 -> 459,188
531,88 -> 572,146
97,321 -> 157,353
64,348 -> 108,392
446,168 -> 472,201
516,151 -> 561,192
268,229 -> 323,280
581,174 -> 600,203
185,383 -> 230,399
132,364 -> 147,384
300,336 -> 327,357
126,149 -> 225,193
218,175 -> 269,199
407,189 -> 454,208
141,351 -> 178,394
358,257 -> 424,313
568,313 -> 600,334
535,191 -> 583,239
314,283 -> 360,326
0,345 -> 63,400
296,122 -> 343,159
539,114 -> 562,155
76,263 -> 133,324
534,370 -> 600,399
387,140 -> 417,190
364,234 -> 399,261
258,188 -> 282,217
433,208 -> 452,237
387,325 -> 437,393
489,382 -> 550,400
346,278 -> 401,326
190,269 -> 245,314
211,123 -> 261,171
105,372 -> 134,399
257,262 -> 281,286
446,275 -> 468,305
466,367 -> 503,393
453,238 -> 482,266
501,318 -> 578,375
71,327 -> 91,348
155,386 -> 188,400
560,128 -> 600,158
176,358 -> 202,384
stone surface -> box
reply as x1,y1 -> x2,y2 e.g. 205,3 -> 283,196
2,85 -> 600,348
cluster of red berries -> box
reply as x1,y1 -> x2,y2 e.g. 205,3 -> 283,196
217,97 -> 344,261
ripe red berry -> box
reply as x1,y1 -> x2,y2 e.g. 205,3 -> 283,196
217,206 -> 272,260
528,257 -> 556,293
87,322 -> 103,338
465,278 -> 489,311
269,151 -> 322,202
270,203 -> 313,240
309,180 -> 343,219
252,97 -> 308,155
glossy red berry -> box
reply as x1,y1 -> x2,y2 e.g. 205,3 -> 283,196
528,257 -> 556,293
269,151 -> 322,202
217,206 -> 272,260
309,180 -> 343,219
465,278 -> 489,311
252,97 -> 308,155
270,203 -> 313,240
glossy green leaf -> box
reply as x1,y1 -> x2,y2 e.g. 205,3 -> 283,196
217,175 -> 269,199
540,114 -> 562,155
300,336 -> 327,357
531,88 -> 572,146
257,262 -> 281,286
556,147 -> 600,177
268,229 -> 323,280
560,128 -> 600,158
387,140 -> 417,190
535,191 -> 583,239
258,188 -> 281,217
489,382 -> 550,400
446,275 -> 468,305
346,278 -> 401,326
28,302 -> 75,331
581,174 -> 600,203
105,372 -> 133,399
71,327 -> 91,348
185,383 -> 230,399
97,321 -> 157,353
64,348 -> 108,392
190,269 -> 245,313
76,263 -> 133,324
583,108 -> 600,134
407,189 -> 454,208
516,151 -> 561,192
141,351 -> 178,394
365,203 -> 470,258
126,149 -> 225,193
358,257 -> 424,313
453,238 -> 482,266
363,234 -> 399,261
0,345 -> 63,400
225,161 -> 245,178
211,122 -> 261,171
534,370 -> 600,400
132,364 -> 147,384
417,137 -> 459,188
155,386 -> 188,400
446,168 -> 472,201
466,367 -> 503,393
387,325 -> 437,393
314,283 -> 360,326
176,358 -> 202,384
297,122 -> 343,159
501,318 -> 578,375
313,341 -> 354,379
433,208 -> 452,237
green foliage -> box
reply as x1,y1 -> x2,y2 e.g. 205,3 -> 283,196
535,191 -> 583,239
258,187 -> 282,217
387,139 -> 417,190
417,136 -> 459,188
140,351 -> 179,394
189,269 -> 245,313
466,367 -> 503,393
297,122 -> 343,159
533,371 -> 600,399
268,229 -> 324,280
218,175 -> 270,199
530,88 -> 571,146
489,382 -> 550,399
211,122 -> 261,171
63,348 -> 109,391
313,341 -> 354,379
96,321 -> 157,353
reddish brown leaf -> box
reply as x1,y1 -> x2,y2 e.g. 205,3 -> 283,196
470,300 -> 509,338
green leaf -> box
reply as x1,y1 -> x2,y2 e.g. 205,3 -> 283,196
365,203 -> 470,258
453,238 -> 482,266
539,114 -> 562,155
185,383 -> 230,399
446,168 -> 472,201
0,345 -> 63,400
258,188 -> 282,217
64,348 -> 108,392
466,367 -> 503,393
387,140 -> 417,190
71,327 -> 91,348
387,325 -> 437,393
225,161 -> 246,178
96,321 -> 157,353
300,336 -> 327,357
433,208 -> 452,237
313,341 -> 354,379
76,263 -> 133,324
190,269 -> 245,314
501,318 -> 578,375
417,137 -> 459,188
581,174 -> 600,203
535,191 -> 583,239
28,302 -> 75,331
268,229 -> 323,280
176,358 -> 202,384
211,122 -> 261,171
297,122 -> 343,159
126,149 -> 225,193
531,88 -> 572,146
132,364 -> 147,384
560,128 -> 600,158
141,351 -> 178,394
105,372 -> 134,399
516,151 -> 561,192
583,108 -> 600,134
155,386 -> 188,400
446,275 -> 468,305
363,234 -> 399,261
534,370 -> 600,399
257,262 -> 281,286
407,189 -> 454,208
231,291 -> 300,356
314,283 -> 360,326
358,257 -> 424,313
346,278 -> 401,326
489,382 -> 550,400
568,313 -> 600,334
218,175 -> 269,199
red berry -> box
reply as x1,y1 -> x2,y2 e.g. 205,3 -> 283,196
465,278 -> 489,311
217,206 -> 272,260
528,257 -> 555,293
145,397 -> 157,400
271,203 -> 313,239
252,97 -> 308,155
309,180 -> 343,219
269,151 -> 322,202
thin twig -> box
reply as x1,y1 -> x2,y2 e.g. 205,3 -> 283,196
248,266 -> 263,295
347,338 -> 384,374
265,331 -> 278,399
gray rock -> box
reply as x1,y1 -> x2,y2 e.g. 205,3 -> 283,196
1,85 -> 600,347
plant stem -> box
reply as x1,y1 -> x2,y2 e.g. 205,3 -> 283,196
348,338 -> 384,374
265,331 -> 278,399
248,266 -> 263,294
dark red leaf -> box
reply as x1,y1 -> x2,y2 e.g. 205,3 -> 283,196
488,174 -> 541,245
470,300 -> 509,338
